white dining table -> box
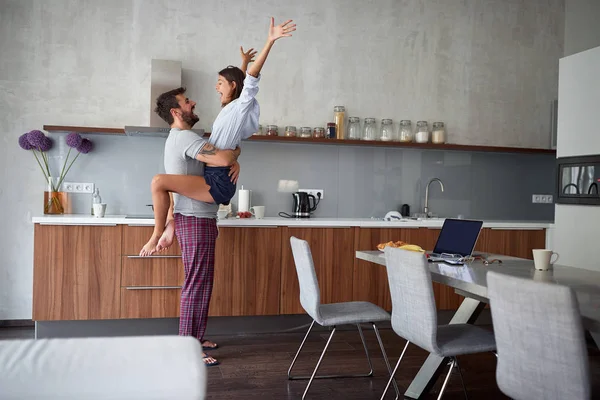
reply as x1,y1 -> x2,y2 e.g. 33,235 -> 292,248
355,250 -> 600,400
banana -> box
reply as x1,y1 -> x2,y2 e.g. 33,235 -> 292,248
398,244 -> 425,253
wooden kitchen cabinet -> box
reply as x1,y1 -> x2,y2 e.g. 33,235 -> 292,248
477,228 -> 545,259
280,227 -> 355,314
210,227 -> 282,316
33,224 -> 122,321
120,287 -> 181,319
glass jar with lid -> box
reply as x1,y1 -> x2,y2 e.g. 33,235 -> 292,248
398,120 -> 413,142
334,106 -> 346,139
253,124 -> 263,136
284,126 -> 297,137
431,122 -> 446,144
313,127 -> 326,138
380,119 -> 394,141
300,127 -> 312,138
265,124 -> 279,136
415,121 -> 429,143
347,117 -> 361,140
363,118 -> 377,141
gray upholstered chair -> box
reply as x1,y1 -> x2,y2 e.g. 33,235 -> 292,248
487,271 -> 591,400
288,236 -> 399,399
381,247 -> 496,400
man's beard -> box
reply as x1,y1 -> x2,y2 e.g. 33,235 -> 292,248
182,110 -> 199,127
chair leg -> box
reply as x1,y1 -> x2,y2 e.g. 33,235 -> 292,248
288,320 -> 316,379
453,357 -> 468,400
372,324 -> 400,400
436,358 -> 455,400
380,340 -> 410,400
302,327 -> 337,400
357,323 -> 374,377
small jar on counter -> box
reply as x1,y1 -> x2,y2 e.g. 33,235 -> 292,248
415,121 -> 429,143
327,122 -> 336,138
431,122 -> 446,144
363,118 -> 377,141
380,119 -> 394,141
334,106 -> 346,139
300,127 -> 312,138
398,120 -> 413,142
265,124 -> 279,136
284,126 -> 297,137
313,127 -> 326,138
347,117 -> 361,140
253,124 -> 263,136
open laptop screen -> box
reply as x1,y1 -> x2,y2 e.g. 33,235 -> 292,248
432,219 -> 483,256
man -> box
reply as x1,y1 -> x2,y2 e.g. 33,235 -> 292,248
154,87 -> 240,366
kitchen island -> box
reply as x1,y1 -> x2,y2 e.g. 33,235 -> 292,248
31,215 -> 552,338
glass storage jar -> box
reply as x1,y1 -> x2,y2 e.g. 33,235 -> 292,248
300,127 -> 312,138
380,119 -> 393,141
284,126 -> 297,137
431,122 -> 446,144
265,124 -> 279,136
398,120 -> 413,142
415,121 -> 429,143
334,106 -> 346,139
313,127 -> 326,138
347,117 -> 361,140
253,124 -> 263,136
363,118 -> 377,141
327,123 -> 336,138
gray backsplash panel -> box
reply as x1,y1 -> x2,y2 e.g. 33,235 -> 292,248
46,133 -> 556,221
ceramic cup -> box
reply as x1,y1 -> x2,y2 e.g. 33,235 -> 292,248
532,249 -> 559,271
217,210 -> 229,219
250,206 -> 265,219
93,203 -> 107,218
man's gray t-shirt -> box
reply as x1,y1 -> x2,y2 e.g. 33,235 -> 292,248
164,128 -> 218,218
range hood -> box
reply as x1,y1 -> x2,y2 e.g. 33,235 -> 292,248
124,126 -> 204,138
123,59 -> 206,138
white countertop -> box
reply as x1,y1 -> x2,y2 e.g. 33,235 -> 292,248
31,215 -> 554,229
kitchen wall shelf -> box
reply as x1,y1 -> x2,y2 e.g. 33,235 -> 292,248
43,125 -> 556,155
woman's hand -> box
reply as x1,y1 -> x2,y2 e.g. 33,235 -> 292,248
240,46 -> 257,65
229,161 -> 241,184
267,17 -> 296,43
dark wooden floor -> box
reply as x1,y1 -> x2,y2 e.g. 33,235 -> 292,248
1,326 -> 599,399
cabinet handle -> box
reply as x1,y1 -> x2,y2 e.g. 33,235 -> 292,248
125,286 -> 182,290
126,255 -> 181,259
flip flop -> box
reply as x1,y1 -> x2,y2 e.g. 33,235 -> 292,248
202,341 -> 219,350
203,355 -> 220,367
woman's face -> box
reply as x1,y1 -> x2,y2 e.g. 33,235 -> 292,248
216,75 -> 236,105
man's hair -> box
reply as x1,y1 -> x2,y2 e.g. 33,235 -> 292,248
154,87 -> 186,125
218,66 -> 245,104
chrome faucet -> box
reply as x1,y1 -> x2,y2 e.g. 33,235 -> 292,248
424,178 -> 444,217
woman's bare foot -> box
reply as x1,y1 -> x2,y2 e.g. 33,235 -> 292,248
139,235 -> 160,256
202,353 -> 219,366
156,220 -> 175,253
201,339 -> 218,350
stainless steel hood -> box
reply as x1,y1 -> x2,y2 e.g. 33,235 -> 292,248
124,126 -> 204,138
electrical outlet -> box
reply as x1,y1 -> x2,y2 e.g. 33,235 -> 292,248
63,182 -> 95,194
543,195 -> 554,204
299,189 -> 324,199
532,194 -> 542,203
532,194 -> 554,204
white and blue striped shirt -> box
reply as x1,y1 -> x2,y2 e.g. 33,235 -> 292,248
209,74 -> 260,150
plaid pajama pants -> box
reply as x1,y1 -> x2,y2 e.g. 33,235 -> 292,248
174,213 -> 218,341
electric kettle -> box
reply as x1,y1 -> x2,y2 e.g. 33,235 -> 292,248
292,191 -> 318,218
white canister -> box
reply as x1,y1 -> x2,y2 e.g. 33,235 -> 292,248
237,187 -> 251,212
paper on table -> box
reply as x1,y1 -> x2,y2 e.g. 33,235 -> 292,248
436,263 -> 475,283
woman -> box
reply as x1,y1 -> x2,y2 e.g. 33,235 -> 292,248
140,17 -> 296,256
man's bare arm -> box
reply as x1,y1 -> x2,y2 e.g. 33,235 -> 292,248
195,143 -> 237,166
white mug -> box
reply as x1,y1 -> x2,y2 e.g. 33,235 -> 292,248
217,210 -> 228,219
93,203 -> 107,218
532,249 -> 559,271
250,206 -> 265,219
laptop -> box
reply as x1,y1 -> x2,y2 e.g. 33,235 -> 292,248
427,219 -> 484,264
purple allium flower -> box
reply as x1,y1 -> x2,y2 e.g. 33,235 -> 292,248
18,133 -> 34,150
39,136 -> 53,152
66,132 -> 83,148
26,130 -> 47,148
77,138 -> 93,154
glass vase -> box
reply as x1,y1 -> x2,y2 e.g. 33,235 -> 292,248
44,177 -> 67,215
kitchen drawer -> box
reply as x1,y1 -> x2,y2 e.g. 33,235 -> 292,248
120,287 -> 181,319
122,225 -> 182,256
121,256 -> 184,287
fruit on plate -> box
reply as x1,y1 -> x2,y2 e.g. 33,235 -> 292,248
237,211 -> 252,218
398,244 -> 425,253
376,240 -> 407,250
